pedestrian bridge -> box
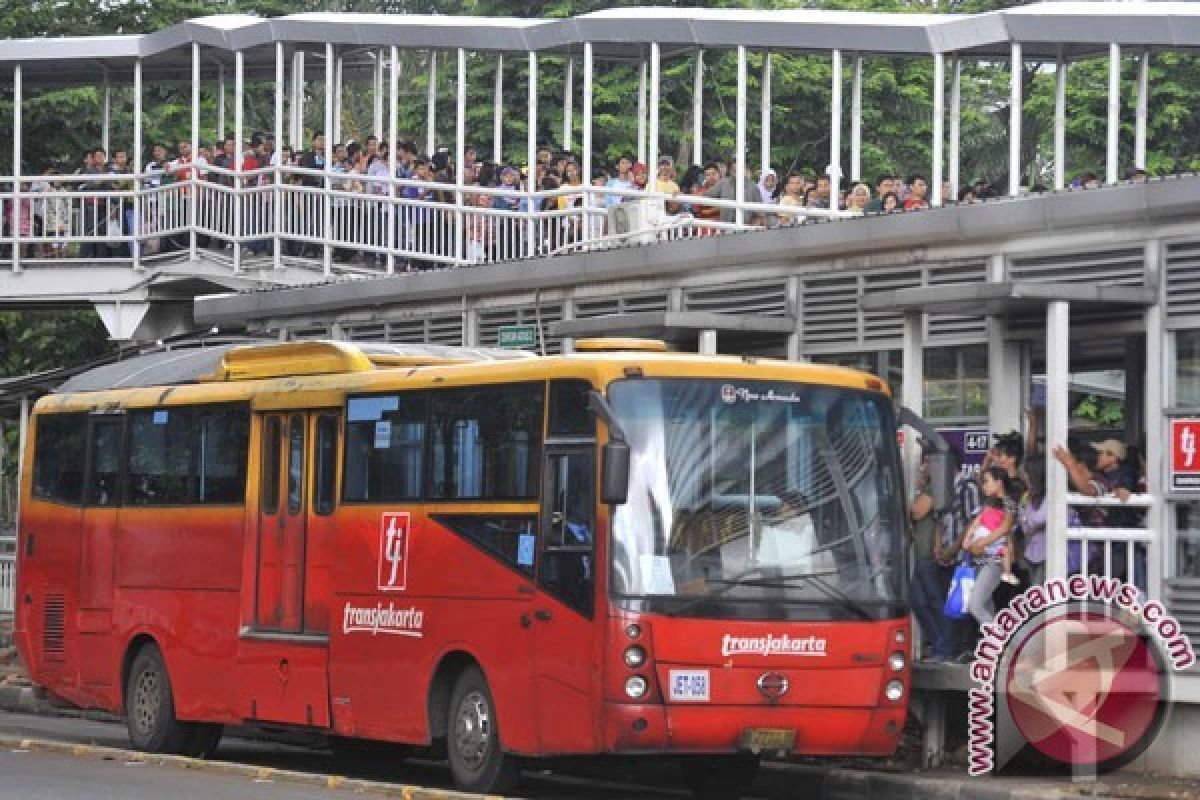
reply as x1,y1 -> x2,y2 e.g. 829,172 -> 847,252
2,3 -> 1198,338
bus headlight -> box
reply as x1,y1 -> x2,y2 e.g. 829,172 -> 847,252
894,630 -> 906,644
625,676 -> 648,699
885,680 -> 904,702
889,652 -> 906,672
624,646 -> 647,668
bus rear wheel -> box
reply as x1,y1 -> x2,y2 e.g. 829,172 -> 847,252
124,644 -> 193,755
680,754 -> 761,800
446,666 -> 520,794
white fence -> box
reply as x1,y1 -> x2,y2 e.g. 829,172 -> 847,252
0,553 -> 14,615
1066,492 -> 1153,594
1,166 -> 856,275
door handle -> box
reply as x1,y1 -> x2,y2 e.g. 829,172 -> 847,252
534,609 -> 553,622
520,613 -> 532,628
24,532 -> 34,557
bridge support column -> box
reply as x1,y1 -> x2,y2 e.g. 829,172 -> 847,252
133,58 -> 143,270
563,56 -> 573,154
1054,54 -> 1067,191
426,51 -> 437,157
850,55 -> 862,184
735,45 -> 746,226
1009,42 -> 1022,197
581,43 -> 593,244
649,43 -> 660,178
760,51 -> 771,174
950,57 -> 961,201
494,54 -> 503,164
1107,42 -> 1121,185
388,46 -> 399,275
11,63 -> 20,274
274,42 -> 284,271
527,51 -> 538,258
692,49 -> 703,167
1136,50 -> 1150,171
829,49 -> 842,212
637,60 -> 647,165
190,43 -> 200,260
931,53 -> 944,207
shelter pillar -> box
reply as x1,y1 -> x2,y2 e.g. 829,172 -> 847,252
692,49 -> 704,167
11,63 -> 20,274
582,43 -> 594,243
1054,55 -> 1067,190
901,311 -> 925,502
649,43 -> 660,179
850,55 -> 862,184
493,55 -> 503,163
1009,42 -> 1022,197
761,51 -> 771,174
1045,301 -> 1070,583
1135,51 -> 1150,171
949,57 -> 961,201
735,45 -> 747,226
698,330 -> 717,356
829,49 -> 842,211
931,53 -> 944,207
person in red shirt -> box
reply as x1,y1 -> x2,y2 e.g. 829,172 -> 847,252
903,173 -> 929,210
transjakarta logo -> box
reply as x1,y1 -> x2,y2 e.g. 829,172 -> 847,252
342,602 -> 424,638
721,633 -> 827,658
378,512 -> 410,592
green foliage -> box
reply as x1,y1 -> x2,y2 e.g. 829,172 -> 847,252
1072,394 -> 1124,428
0,311 -> 115,378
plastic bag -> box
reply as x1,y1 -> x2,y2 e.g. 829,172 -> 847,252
944,556 -> 976,620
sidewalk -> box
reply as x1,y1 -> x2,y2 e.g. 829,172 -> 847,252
2,656 -> 1200,800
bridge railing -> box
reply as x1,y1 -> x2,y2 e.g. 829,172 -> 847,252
1,167 -> 857,273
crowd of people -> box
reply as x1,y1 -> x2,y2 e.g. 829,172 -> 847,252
908,418 -> 1147,663
0,129 -> 1153,266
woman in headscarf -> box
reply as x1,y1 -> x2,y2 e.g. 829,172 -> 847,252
756,168 -> 778,204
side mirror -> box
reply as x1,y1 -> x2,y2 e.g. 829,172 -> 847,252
601,440 -> 630,506
927,451 -> 955,512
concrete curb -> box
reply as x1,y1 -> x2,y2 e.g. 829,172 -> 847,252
0,734 -> 507,800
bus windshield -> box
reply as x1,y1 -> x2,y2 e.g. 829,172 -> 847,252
608,378 -> 907,621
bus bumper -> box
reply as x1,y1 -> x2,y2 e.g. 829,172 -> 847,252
603,702 -> 906,756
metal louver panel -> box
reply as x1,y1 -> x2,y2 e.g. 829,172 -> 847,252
802,275 -> 860,350
1166,579 -> 1200,660
426,315 -> 464,346
862,270 -> 922,344
384,319 -> 427,344
574,292 -> 668,319
1166,240 -> 1200,321
685,282 -> 787,317
928,261 -> 988,340
43,594 -> 65,661
287,324 -> 330,340
1009,247 -> 1145,286
344,323 -> 386,341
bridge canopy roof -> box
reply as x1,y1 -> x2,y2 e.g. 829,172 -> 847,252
3,3 -> 1200,86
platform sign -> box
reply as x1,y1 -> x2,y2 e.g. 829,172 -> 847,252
1171,419 -> 1200,491
498,324 -> 538,350
937,427 -> 990,479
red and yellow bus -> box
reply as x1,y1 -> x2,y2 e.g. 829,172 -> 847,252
15,339 -> 933,798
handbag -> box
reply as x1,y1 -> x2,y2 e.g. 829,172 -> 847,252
944,554 -> 976,620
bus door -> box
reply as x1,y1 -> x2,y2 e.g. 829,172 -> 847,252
77,413 -> 123,690
532,444 -> 598,751
241,411 -> 330,729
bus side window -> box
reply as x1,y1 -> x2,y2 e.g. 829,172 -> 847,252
261,417 -> 281,515
32,413 -> 88,505
313,414 -> 338,516
540,450 -> 596,617
87,418 -> 123,507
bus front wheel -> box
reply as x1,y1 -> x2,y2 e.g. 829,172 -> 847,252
446,666 -> 520,794
680,754 -> 761,800
124,644 -> 193,755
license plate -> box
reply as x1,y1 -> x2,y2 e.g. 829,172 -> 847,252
668,669 -> 711,702
739,728 -> 796,752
